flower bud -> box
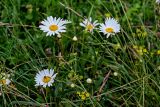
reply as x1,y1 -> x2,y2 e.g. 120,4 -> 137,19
86,78 -> 92,83
72,36 -> 78,41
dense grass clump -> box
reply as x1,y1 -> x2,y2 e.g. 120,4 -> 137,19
0,0 -> 160,106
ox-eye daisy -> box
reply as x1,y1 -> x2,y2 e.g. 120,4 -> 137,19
39,16 -> 71,36
0,73 -> 11,86
156,0 -> 160,3
80,17 -> 99,32
99,18 -> 120,38
35,69 -> 57,87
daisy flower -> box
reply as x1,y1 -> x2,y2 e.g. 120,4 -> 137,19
35,69 -> 57,87
156,0 -> 160,3
80,17 -> 99,32
39,16 -> 71,36
99,17 -> 120,38
0,73 -> 11,86
0,79 -> 11,86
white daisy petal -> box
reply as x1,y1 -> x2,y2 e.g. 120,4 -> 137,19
156,0 -> 160,3
55,18 -> 61,24
47,16 -> 52,24
93,20 -> 98,25
80,23 -> 86,27
58,29 -> 66,32
52,73 -> 58,79
41,20 -> 50,26
46,32 -> 50,36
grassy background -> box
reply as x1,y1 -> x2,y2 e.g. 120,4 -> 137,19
0,0 -> 160,106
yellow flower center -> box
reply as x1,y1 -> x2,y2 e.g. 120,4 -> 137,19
105,27 -> 114,33
49,24 -> 58,31
86,24 -> 93,31
43,76 -> 51,83
0,79 -> 6,85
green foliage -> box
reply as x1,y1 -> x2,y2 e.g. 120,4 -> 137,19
0,0 -> 160,106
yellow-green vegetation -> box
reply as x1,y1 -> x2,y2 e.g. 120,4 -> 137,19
0,0 -> 160,106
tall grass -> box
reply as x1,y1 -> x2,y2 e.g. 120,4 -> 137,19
0,0 -> 159,106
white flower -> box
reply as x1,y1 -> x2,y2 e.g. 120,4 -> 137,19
86,78 -> 92,84
156,0 -> 160,3
0,73 -> 11,86
80,17 -> 99,32
99,17 -> 120,38
35,69 -> 57,87
72,36 -> 78,41
39,16 -> 71,36
0,79 -> 11,86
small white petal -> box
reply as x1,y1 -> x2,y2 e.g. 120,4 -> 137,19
156,0 -> 160,3
80,23 -> 85,27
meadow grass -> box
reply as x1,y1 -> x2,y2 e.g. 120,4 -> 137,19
0,0 -> 160,106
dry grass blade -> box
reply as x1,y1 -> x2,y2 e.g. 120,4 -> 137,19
97,70 -> 111,101
59,2 -> 84,19
0,22 -> 36,28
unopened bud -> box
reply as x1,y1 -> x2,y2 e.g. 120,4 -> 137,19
72,36 -> 78,41
86,78 -> 92,83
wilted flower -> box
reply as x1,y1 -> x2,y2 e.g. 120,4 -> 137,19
0,73 -> 11,86
80,17 -> 99,32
